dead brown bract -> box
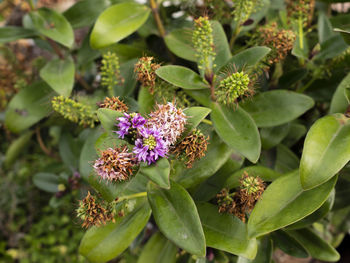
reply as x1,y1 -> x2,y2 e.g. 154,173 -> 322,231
99,96 -> 128,112
134,56 -> 160,93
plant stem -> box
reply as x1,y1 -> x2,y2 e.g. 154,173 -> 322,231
150,0 -> 166,38
116,192 -> 147,203
35,127 -> 59,160
229,24 -> 241,50
297,76 -> 316,93
201,119 -> 213,125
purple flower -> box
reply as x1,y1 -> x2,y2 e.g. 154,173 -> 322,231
116,113 -> 146,138
133,128 -> 168,164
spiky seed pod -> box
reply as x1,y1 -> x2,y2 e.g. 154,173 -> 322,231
232,0 -> 263,22
215,71 -> 251,105
76,191 -> 117,228
93,146 -> 137,182
172,129 -> 209,168
192,16 -> 216,73
100,51 -> 123,96
147,103 -> 187,147
286,0 -> 315,27
257,22 -> 296,64
134,57 -> 160,93
99,96 -> 128,112
51,95 -> 98,128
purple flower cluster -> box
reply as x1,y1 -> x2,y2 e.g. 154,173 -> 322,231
116,113 -> 146,138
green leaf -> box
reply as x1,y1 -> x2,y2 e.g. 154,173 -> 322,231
63,0 -> 109,29
156,66 -> 208,90
164,28 -> 196,62
137,232 -> 177,263
138,87 -> 154,115
5,81 -> 55,133
240,90 -> 314,127
318,13 -> 336,44
329,72 -> 350,114
271,231 -> 308,258
282,123 -> 307,147
33,173 -> 60,193
175,133 -> 233,189
286,228 -> 340,262
211,102 -> 261,163
211,21 -> 231,72
59,132 -> 82,170
147,181 -> 206,257
218,46 -> 271,73
138,158 -> 170,189
314,34 -> 348,60
275,144 -> 299,174
260,124 -> 290,150
97,108 -> 124,134
182,107 -> 211,136
197,202 -> 258,259
4,131 -> 33,168
90,3 -> 150,49
29,8 -> 74,48
184,89 -> 211,107
40,57 -> 75,97
248,171 -> 337,238
300,114 -> 350,190
79,198 -> 151,263
237,236 -> 272,263
0,26 -> 36,43
334,28 -> 350,45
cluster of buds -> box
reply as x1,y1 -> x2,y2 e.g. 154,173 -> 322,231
192,16 -> 216,73
93,146 -> 137,182
98,96 -> 128,112
215,71 -> 252,105
76,191 -> 117,228
100,51 -> 123,96
51,95 -> 98,128
134,57 -> 160,93
232,0 -> 262,23
286,0 -> 315,27
257,22 -> 296,64
172,129 -> 209,168
217,172 -> 265,222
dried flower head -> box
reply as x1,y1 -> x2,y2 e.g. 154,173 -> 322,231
76,191 -> 116,228
232,0 -> 263,22
100,51 -> 123,96
93,146 -> 137,182
52,96 -> 98,128
172,129 -> 209,168
147,102 -> 187,147
215,71 -> 252,105
116,113 -> 147,139
134,57 -> 160,92
99,96 -> 128,112
257,22 -> 296,64
192,16 -> 216,72
133,128 -> 168,164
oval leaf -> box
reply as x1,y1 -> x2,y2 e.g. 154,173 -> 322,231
197,202 -> 258,259
211,102 -> 261,163
329,72 -> 350,114
97,108 -> 124,133
211,21 -> 231,72
33,172 -> 60,193
40,57 -> 75,97
4,131 -> 33,168
79,198 -> 151,263
240,90 -> 314,127
156,66 -> 208,90
147,180 -> 206,257
248,171 -> 337,238
300,114 -> 350,190
90,3 -> 150,49
271,231 -> 309,258
182,106 -> 211,137
164,28 -> 196,62
138,158 -> 170,189
0,26 -> 36,43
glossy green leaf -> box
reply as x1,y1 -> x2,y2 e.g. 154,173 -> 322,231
334,28 -> 350,45
248,171 -> 337,238
29,8 -> 74,48
33,173 -> 60,193
211,102 -> 261,163
219,46 -> 271,73
63,0 -> 109,29
240,90 -> 314,127
138,87 -> 154,115
260,124 -> 290,150
90,3 -> 150,49
237,236 -> 272,263
5,81 -> 55,133
164,28 -> 196,62
138,158 -> 170,189
318,12 -> 336,44
156,66 -> 208,90
271,231 -> 308,258
300,114 -> 350,190
0,26 -> 36,43
175,133 -> 233,189
97,108 -> 124,133
184,89 -> 211,107
147,181 -> 206,256
329,72 -> 350,114
275,144 -> 299,174
79,198 -> 151,263
137,232 -> 177,263
40,57 -> 75,97
286,228 -> 340,262
4,131 -> 33,168
197,202 -> 258,259
315,34 -> 348,60
182,107 -> 211,137
211,21 -> 231,71
282,123 -> 307,147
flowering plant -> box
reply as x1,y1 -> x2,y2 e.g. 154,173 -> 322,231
1,0 -> 350,262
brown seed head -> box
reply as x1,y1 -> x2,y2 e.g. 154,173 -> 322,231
99,96 -> 128,112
